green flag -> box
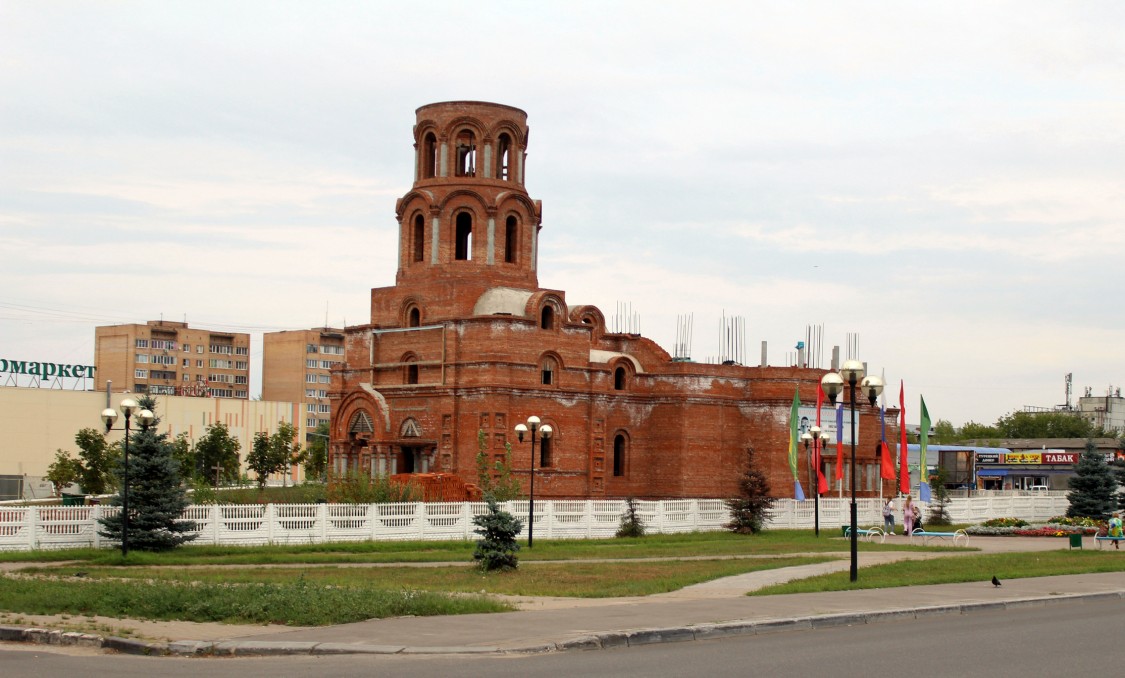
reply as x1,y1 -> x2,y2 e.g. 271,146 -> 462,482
788,388 -> 800,479
788,387 -> 805,500
919,396 -> 932,502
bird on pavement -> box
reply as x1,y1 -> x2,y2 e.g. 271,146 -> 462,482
991,575 -> 1001,587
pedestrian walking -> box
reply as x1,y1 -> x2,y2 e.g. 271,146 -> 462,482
903,494 -> 915,536
882,498 -> 896,535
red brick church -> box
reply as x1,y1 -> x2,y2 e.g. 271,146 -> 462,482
327,101 -> 892,499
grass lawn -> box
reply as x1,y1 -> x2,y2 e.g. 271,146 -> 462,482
3,530 -> 1114,627
0,529 -> 962,566
750,550 -> 1125,595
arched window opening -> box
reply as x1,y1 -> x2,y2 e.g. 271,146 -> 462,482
412,214 -> 425,263
504,216 -> 517,263
614,366 -> 627,390
455,212 -> 473,260
404,354 -> 419,385
497,133 -> 511,180
454,129 -> 476,177
540,435 -> 552,468
408,307 -> 421,328
540,305 -> 554,330
423,132 -> 438,179
541,356 -> 556,386
613,434 -> 626,477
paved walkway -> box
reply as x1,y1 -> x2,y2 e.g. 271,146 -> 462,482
3,536 -> 1123,656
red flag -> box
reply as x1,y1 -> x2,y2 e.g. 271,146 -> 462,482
815,385 -> 828,493
898,381 -> 909,494
879,440 -> 895,480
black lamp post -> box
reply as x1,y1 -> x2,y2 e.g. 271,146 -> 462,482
802,425 -> 823,537
821,362 -> 883,582
514,416 -> 552,548
101,398 -> 154,558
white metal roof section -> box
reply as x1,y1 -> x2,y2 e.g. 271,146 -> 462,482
589,349 -> 643,373
473,287 -> 534,316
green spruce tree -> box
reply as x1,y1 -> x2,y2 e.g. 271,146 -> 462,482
1066,439 -> 1117,520
98,399 -> 196,552
472,496 -> 523,571
725,445 -> 774,534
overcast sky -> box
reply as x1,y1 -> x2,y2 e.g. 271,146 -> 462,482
3,2 -> 1124,427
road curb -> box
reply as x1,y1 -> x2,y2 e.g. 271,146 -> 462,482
4,589 -> 1123,657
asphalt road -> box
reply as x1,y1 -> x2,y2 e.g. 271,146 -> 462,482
2,597 -> 1121,677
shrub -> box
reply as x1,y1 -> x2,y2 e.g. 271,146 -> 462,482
326,472 -> 421,504
982,517 -> 1028,528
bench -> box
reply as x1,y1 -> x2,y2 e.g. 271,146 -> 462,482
843,525 -> 887,544
909,528 -> 969,547
1094,535 -> 1124,550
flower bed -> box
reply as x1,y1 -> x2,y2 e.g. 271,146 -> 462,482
966,523 -> 1099,537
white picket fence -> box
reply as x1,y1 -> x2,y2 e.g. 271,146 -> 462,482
0,495 -> 1072,552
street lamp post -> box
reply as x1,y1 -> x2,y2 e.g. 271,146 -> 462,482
802,425 -> 823,537
100,398 -> 155,558
821,362 -> 883,582
513,416 -> 552,548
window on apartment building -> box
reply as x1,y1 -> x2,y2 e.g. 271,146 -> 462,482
307,418 -> 318,428
183,374 -> 190,382
183,344 -> 191,352
235,390 -> 247,398
306,359 -> 317,368
307,404 -> 317,413
307,344 -> 318,353
182,359 -> 190,367
318,404 -> 331,414
135,339 -> 148,348
196,360 -> 203,368
135,369 -> 148,379
235,347 -> 248,355
320,360 -> 332,369
235,361 -> 247,370
306,374 -> 317,383
196,345 -> 204,354
318,389 -> 327,398
135,354 -> 149,363
234,376 -> 247,384
306,389 -> 316,398
318,375 -> 329,384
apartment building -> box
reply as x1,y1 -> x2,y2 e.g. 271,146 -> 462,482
94,321 -> 251,398
262,328 -> 344,436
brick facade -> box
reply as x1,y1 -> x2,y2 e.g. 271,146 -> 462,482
328,101 -> 896,499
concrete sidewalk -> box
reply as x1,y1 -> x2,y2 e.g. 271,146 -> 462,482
3,536 -> 1123,657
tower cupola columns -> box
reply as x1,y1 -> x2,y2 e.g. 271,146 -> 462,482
394,101 -> 543,292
